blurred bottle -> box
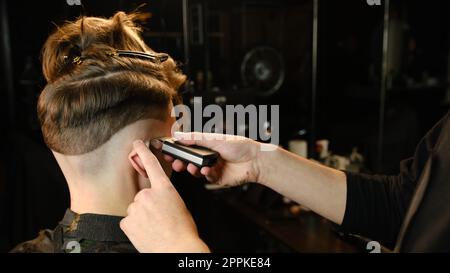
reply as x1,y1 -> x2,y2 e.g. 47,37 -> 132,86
288,129 -> 308,158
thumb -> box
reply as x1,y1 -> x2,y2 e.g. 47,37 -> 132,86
129,140 -> 172,189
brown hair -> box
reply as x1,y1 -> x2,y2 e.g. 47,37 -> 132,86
38,12 -> 186,155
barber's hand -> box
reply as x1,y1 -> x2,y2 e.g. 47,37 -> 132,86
158,132 -> 270,187
120,140 -> 210,253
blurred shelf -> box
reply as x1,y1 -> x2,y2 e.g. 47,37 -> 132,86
220,191 -> 360,253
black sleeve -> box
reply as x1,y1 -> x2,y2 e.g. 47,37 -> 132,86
340,111 -> 448,248
341,166 -> 416,248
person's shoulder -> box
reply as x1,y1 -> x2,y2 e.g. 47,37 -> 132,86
10,229 -> 56,253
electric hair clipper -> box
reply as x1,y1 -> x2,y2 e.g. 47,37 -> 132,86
155,137 -> 219,167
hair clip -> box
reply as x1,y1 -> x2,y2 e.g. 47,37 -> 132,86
62,55 -> 84,65
107,50 -> 169,63
72,56 -> 84,65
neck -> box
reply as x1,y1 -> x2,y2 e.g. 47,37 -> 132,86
52,118 -> 172,217
68,167 -> 140,217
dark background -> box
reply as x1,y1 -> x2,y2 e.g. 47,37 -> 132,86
0,0 -> 449,252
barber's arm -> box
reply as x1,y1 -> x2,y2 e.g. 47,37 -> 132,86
166,132 -> 347,225
166,132 -> 420,249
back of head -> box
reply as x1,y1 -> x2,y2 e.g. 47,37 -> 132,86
38,11 -> 186,155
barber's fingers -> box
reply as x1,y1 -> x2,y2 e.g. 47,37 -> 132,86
200,167 -> 212,177
187,164 -> 202,178
172,159 -> 187,172
201,161 -> 223,183
163,154 -> 175,163
130,140 -> 171,189
203,168 -> 220,183
165,154 -> 207,178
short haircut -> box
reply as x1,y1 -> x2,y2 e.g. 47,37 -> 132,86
38,11 -> 186,155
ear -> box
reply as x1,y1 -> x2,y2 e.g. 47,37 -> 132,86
128,151 -> 148,178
